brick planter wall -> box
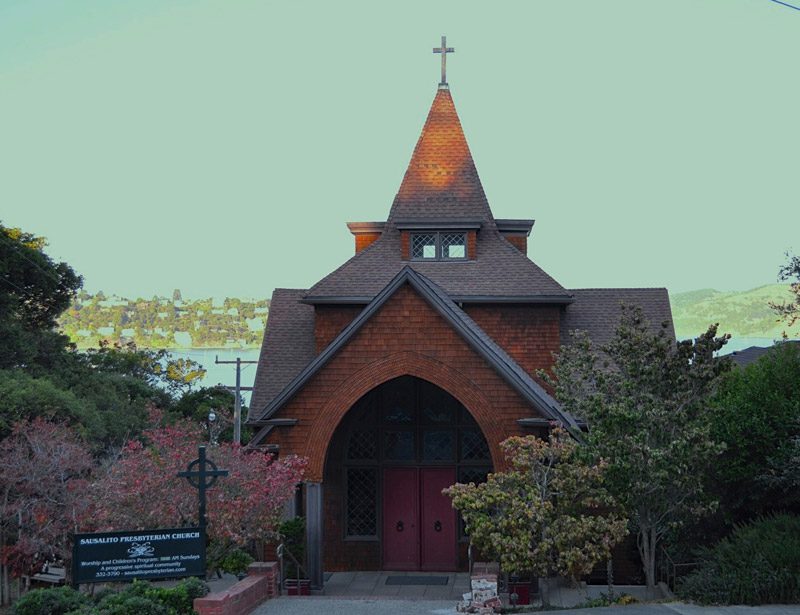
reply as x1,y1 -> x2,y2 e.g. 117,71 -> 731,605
193,562 -> 279,615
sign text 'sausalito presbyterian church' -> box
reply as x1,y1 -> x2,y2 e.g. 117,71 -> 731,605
247,39 -> 673,589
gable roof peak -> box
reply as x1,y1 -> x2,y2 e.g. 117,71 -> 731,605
386,87 -> 495,225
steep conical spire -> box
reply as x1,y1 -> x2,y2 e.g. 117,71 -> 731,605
387,88 -> 494,224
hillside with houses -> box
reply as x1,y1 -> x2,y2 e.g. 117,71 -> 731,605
57,285 -> 795,350
670,284 -> 795,340
58,290 -> 269,349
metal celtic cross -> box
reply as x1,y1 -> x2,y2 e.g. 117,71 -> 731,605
177,445 -> 229,529
433,35 -> 454,85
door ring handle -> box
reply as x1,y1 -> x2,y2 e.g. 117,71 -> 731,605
434,520 -> 442,532
396,520 -> 404,532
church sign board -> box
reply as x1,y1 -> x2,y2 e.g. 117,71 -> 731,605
72,528 -> 205,584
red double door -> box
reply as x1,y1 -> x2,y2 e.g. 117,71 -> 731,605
382,467 -> 457,571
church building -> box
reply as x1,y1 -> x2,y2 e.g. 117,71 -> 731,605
247,40 -> 674,589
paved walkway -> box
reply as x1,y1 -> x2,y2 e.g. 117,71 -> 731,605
322,570 -> 471,600
248,572 -> 800,615
252,599 -> 800,615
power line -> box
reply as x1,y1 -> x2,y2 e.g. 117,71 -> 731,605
767,0 -> 800,11
215,355 -> 258,445
0,275 -> 29,295
0,231 -> 67,288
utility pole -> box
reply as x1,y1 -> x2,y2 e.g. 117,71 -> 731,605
215,355 -> 258,444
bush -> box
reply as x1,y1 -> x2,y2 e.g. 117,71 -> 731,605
217,548 -> 254,576
12,586 -> 90,615
12,577 -> 210,615
92,593 -> 169,615
94,578 -> 208,615
678,514 -> 800,605
143,577 -> 209,614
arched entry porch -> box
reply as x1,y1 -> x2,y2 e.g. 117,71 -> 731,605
321,375 -> 494,573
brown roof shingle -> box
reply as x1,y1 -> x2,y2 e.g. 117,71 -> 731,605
386,87 -> 493,223
560,288 -> 675,347
304,87 -> 569,301
251,268 -> 579,430
246,288 -> 315,422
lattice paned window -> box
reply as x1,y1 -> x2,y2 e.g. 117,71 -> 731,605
347,430 -> 377,461
346,468 -> 377,537
410,232 -> 468,260
457,467 -> 490,538
411,233 -> 437,259
459,467 -> 490,486
441,232 -> 466,259
423,430 -> 455,461
461,429 -> 491,461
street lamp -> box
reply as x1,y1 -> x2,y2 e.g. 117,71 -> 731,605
207,410 -> 219,446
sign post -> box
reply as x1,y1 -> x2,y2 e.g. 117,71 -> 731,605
72,445 -> 229,587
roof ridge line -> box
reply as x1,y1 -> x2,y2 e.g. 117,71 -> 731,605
254,266 -> 578,432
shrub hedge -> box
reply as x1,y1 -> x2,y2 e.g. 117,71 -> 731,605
11,577 -> 209,615
678,514 -> 800,605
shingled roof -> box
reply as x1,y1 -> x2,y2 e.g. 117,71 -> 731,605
248,83 -> 676,432
560,288 -> 676,346
247,288 -> 314,421
250,267 -> 579,431
304,87 -> 570,302
248,286 -> 676,423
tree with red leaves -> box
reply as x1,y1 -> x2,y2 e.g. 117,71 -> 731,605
90,411 -> 306,570
0,419 -> 93,605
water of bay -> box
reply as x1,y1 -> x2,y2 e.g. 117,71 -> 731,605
166,348 -> 261,406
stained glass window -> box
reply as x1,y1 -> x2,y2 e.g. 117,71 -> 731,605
423,430 -> 455,461
421,382 -> 456,424
384,431 -> 415,461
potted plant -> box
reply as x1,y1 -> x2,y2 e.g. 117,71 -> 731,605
278,517 -> 310,595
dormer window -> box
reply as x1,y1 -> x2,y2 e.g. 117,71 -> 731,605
411,232 -> 466,260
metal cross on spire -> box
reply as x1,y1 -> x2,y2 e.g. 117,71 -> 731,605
433,35 -> 454,86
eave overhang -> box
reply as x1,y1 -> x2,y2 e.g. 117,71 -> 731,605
393,218 -> 482,231
252,266 -> 579,434
347,221 -> 386,235
301,294 -> 575,306
496,219 -> 535,237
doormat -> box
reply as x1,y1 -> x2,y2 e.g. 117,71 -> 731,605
385,575 -> 449,586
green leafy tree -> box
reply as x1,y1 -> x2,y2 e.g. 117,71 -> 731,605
0,370 -> 94,439
709,341 -> 800,519
163,357 -> 206,395
445,427 -> 628,582
770,251 -> 800,333
0,224 -> 207,449
171,386 -> 244,443
548,306 -> 731,590
0,223 -> 82,369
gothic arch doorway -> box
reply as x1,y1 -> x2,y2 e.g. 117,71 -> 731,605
323,376 -> 493,572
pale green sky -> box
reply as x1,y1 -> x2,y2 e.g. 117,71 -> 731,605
1,0 -> 798,299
